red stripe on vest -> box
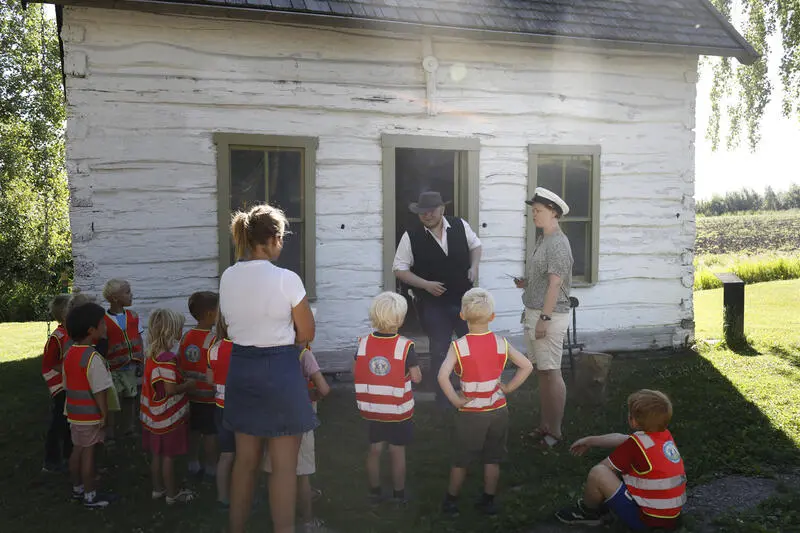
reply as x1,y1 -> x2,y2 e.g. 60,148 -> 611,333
208,339 -> 233,409
42,325 -> 72,396
454,332 -> 508,412
140,354 -> 190,434
353,334 -> 414,422
104,311 -> 144,371
622,431 -> 687,519
63,345 -> 103,424
178,328 -> 216,403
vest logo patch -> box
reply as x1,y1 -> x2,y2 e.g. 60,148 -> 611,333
369,356 -> 391,376
185,345 -> 201,364
662,441 -> 681,463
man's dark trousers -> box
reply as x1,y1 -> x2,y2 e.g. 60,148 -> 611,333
420,298 -> 469,408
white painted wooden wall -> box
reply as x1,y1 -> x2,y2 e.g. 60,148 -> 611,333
62,7 -> 697,364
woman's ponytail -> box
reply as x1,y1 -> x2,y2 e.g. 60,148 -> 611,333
231,211 -> 250,261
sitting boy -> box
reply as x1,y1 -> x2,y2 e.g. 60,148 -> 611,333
438,288 -> 533,516
556,389 -> 687,530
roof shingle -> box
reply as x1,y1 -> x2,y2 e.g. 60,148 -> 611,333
63,0 -> 760,63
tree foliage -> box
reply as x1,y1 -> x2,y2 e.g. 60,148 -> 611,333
697,183 -> 800,215
708,0 -> 800,151
1,1 -> 71,322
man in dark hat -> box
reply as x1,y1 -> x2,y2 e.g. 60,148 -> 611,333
393,191 -> 482,407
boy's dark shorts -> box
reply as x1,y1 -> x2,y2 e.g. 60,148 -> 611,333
215,407 -> 236,453
189,402 -> 217,435
368,419 -> 413,446
453,407 -> 509,467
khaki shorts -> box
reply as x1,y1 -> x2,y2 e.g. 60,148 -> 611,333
453,407 -> 509,467
112,368 -> 138,399
262,429 -> 315,476
523,308 -> 570,371
71,423 -> 105,448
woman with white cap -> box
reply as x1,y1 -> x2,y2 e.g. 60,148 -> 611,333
514,187 -> 574,448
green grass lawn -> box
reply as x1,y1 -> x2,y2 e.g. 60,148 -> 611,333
1,282 -> 799,532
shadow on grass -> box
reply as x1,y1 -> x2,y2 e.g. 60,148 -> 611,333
2,348 -> 800,533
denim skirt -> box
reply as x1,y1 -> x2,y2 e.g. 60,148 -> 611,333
223,344 -> 318,438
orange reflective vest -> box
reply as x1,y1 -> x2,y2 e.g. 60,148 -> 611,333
42,325 -> 72,396
140,353 -> 189,434
178,328 -> 216,404
63,345 -> 104,424
453,332 -> 508,412
208,339 -> 233,409
104,311 -> 144,371
354,334 -> 414,422
622,431 -> 687,519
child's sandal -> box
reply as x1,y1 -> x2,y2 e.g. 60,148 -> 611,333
166,489 -> 196,505
538,433 -> 562,449
151,489 -> 166,500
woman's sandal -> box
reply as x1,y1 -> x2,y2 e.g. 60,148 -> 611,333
527,427 -> 548,439
538,433 -> 562,449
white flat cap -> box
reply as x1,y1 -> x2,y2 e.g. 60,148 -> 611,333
525,187 -> 570,216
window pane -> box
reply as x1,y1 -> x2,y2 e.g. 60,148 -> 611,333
564,156 -> 592,218
277,221 -> 303,279
230,149 -> 266,214
267,150 -> 303,219
561,221 -> 588,279
536,157 -> 563,197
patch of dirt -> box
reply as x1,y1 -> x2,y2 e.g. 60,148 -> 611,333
525,473 -> 800,533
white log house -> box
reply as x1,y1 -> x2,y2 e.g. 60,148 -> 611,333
50,0 -> 757,371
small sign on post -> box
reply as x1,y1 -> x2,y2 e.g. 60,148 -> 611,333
714,272 -> 745,346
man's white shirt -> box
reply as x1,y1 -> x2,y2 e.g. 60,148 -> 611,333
392,217 -> 482,272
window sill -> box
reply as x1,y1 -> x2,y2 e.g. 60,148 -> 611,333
571,281 -> 596,289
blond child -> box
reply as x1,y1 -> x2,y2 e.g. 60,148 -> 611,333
63,302 -> 114,508
140,309 -> 197,504
102,279 -> 144,441
556,390 -> 687,531
438,288 -> 533,516
207,312 -> 235,509
41,294 -> 73,473
178,291 -> 220,479
264,345 -> 331,529
353,292 -> 422,505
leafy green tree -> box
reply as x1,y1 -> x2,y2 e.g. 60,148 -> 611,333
708,1 -> 800,151
1,1 -> 71,321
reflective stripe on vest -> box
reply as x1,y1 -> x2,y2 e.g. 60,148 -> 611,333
64,346 -> 103,424
622,431 -> 687,519
178,328 -> 216,403
42,327 -> 72,396
353,334 -> 414,422
454,333 -> 508,412
208,339 -> 233,409
140,354 -> 190,434
104,311 -> 143,370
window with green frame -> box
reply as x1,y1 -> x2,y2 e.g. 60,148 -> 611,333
527,145 -> 600,284
214,134 -> 317,299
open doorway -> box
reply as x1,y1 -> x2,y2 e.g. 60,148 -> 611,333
380,135 -> 481,340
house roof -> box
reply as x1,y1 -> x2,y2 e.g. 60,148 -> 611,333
51,0 -> 759,64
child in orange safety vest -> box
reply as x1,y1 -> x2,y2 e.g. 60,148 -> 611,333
41,294 -> 74,473
102,278 -> 145,442
437,288 -> 533,516
140,308 -> 197,505
353,291 -> 422,505
177,291 -> 220,480
555,389 -> 687,531
63,302 -> 115,508
207,312 -> 234,509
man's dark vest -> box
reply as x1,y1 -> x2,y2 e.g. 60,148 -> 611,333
409,216 -> 473,304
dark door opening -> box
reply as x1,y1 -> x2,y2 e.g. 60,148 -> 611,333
394,148 -> 462,336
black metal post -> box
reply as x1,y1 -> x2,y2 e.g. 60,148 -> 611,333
715,272 -> 745,346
